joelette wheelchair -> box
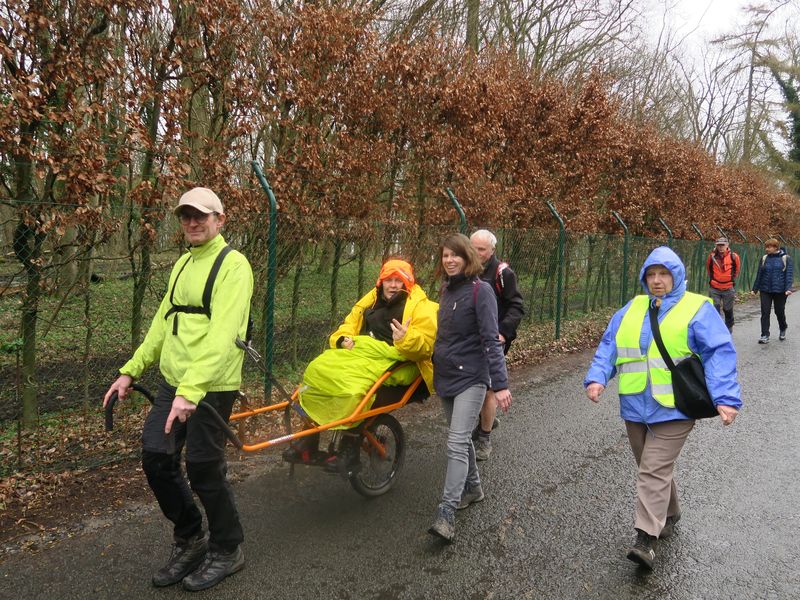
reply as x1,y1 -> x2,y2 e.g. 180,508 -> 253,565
105,338 -> 428,497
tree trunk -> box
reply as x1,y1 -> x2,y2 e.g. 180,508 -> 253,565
14,218 -> 45,428
466,0 -> 479,52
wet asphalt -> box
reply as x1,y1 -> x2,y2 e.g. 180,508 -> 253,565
1,295 -> 798,600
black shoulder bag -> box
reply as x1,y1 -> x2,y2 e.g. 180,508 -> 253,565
648,304 -> 718,419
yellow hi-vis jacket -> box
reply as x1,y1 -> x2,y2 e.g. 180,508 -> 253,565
329,284 -> 438,394
614,292 -> 710,408
120,234 -> 253,404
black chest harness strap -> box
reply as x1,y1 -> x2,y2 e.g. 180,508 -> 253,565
164,245 -> 232,335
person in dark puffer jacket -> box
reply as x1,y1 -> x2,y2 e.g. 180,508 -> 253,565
427,234 -> 512,543
751,238 -> 794,343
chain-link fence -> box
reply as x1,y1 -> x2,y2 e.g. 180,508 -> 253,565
1,202 -> 797,474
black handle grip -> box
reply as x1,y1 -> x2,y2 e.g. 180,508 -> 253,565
104,383 -> 242,450
104,383 -> 155,431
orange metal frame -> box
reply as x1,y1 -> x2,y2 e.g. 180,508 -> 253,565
228,362 -> 423,452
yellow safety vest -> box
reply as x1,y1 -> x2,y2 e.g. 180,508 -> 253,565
614,292 -> 710,407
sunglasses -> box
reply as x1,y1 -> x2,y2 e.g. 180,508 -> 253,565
178,211 -> 216,224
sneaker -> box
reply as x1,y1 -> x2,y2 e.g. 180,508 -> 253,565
323,444 -> 361,476
457,483 -> 485,510
626,529 -> 657,569
758,335 -> 769,344
779,329 -> 787,341
660,513 -> 681,539
427,504 -> 455,542
474,437 -> 492,462
152,533 -> 208,587
182,546 -> 245,592
281,437 -> 326,465
471,417 -> 500,441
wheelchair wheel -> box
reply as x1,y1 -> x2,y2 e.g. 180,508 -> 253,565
349,413 -> 405,497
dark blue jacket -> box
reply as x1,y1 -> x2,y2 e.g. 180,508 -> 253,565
752,249 -> 794,294
479,255 -> 525,348
433,274 -> 508,397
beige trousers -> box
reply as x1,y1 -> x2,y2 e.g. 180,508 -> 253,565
625,419 -> 695,537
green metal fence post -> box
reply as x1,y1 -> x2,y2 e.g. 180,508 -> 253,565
716,225 -> 727,241
735,229 -> 749,287
251,161 -> 277,400
546,201 -> 565,340
691,223 -> 706,294
445,188 -> 468,234
778,234 -> 789,247
754,235 -> 764,244
611,210 -> 629,304
658,218 -> 673,247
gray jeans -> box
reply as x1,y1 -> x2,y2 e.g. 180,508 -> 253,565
439,384 -> 487,510
709,287 -> 736,330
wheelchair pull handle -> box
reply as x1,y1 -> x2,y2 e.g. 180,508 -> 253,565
104,383 -> 154,432
104,383 -> 243,450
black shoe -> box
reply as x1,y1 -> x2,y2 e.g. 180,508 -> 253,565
626,529 -> 656,569
182,546 -> 245,592
758,335 -> 769,344
323,438 -> 361,476
779,329 -> 787,341
660,513 -> 681,539
151,534 -> 208,587
282,438 -> 326,465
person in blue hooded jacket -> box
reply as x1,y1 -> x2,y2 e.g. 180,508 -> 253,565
584,247 -> 741,570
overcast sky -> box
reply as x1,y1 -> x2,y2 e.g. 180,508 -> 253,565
645,0 -> 752,53
668,0 -> 749,39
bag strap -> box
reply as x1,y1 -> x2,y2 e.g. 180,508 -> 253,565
495,262 -> 509,294
164,245 -> 232,334
202,245 -> 232,314
648,303 -> 677,372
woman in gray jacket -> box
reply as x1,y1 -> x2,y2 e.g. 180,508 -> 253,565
428,233 -> 513,542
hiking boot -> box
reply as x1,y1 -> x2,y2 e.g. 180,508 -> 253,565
758,335 -> 769,344
182,546 -> 245,592
152,534 -> 208,587
660,513 -> 682,539
626,529 -> 657,569
779,329 -> 787,341
457,483 -> 485,510
427,504 -> 455,542
474,437 -> 492,461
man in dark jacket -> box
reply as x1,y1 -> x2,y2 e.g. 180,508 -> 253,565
469,229 -> 525,461
752,238 -> 794,343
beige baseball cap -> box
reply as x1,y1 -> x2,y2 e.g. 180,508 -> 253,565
173,187 -> 224,215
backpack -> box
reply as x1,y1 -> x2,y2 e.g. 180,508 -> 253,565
164,245 -> 233,335
760,253 -> 788,272
707,251 -> 738,284
495,261 -> 510,295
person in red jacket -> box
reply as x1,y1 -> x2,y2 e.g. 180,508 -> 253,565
706,237 -> 740,332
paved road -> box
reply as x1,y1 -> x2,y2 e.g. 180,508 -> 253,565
1,296 -> 798,600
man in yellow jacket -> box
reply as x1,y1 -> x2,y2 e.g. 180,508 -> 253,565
103,187 -> 253,592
